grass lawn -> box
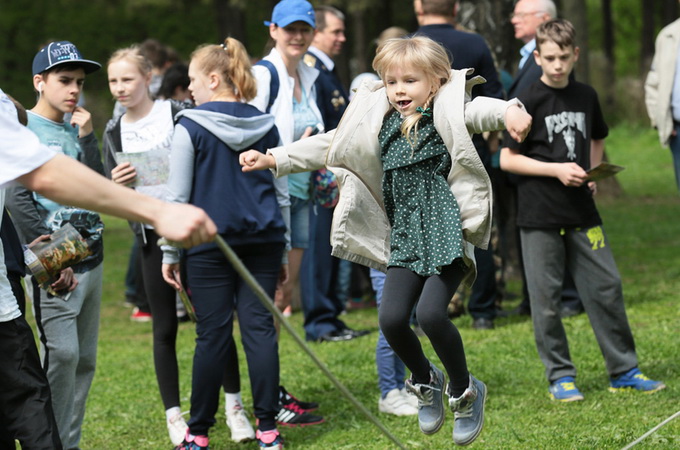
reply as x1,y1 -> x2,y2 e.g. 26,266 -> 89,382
30,125 -> 678,448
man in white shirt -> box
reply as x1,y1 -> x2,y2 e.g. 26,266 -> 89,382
0,88 -> 215,447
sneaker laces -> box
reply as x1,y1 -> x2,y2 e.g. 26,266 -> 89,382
408,381 -> 441,407
228,407 -> 250,426
557,380 -> 577,391
281,401 -> 305,415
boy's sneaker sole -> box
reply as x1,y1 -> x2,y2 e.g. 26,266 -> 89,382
608,384 -> 666,394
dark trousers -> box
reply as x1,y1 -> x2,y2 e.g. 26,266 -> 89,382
300,206 -> 346,340
137,230 -> 182,410
0,316 -> 62,450
467,245 -> 497,320
379,262 -> 470,396
186,243 -> 283,435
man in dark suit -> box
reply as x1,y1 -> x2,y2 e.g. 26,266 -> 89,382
413,0 -> 504,330
300,5 -> 369,342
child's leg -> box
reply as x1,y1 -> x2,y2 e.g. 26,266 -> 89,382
235,243 -> 284,432
415,263 -> 469,396
565,226 -> 638,376
379,267 -> 429,383
185,248 -> 238,436
71,264 -> 103,449
370,269 -> 406,397
139,231 -> 182,410
520,228 -> 574,382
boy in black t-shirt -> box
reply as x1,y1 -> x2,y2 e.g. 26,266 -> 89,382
501,19 -> 665,402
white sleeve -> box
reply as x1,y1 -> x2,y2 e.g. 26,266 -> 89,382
250,65 -> 272,114
0,91 -> 55,188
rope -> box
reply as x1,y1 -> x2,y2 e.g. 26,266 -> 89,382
621,409 -> 680,450
162,236 -> 406,449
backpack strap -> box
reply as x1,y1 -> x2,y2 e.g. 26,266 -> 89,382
255,59 -> 279,113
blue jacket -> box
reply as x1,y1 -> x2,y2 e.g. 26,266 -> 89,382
164,102 -> 285,262
304,51 -> 348,130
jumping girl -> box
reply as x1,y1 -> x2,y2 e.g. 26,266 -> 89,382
241,35 -> 531,446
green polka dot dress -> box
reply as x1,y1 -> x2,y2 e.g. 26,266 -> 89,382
379,109 -> 465,276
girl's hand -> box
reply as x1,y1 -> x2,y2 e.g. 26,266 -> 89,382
240,150 -> 276,172
588,181 -> 598,195
505,104 -> 532,143
554,162 -> 588,187
111,162 -> 137,186
71,106 -> 93,137
278,263 -> 289,289
162,263 -> 183,291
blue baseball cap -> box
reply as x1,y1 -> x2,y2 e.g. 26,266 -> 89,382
32,41 -> 101,76
264,0 -> 315,28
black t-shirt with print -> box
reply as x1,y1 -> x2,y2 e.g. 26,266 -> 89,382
504,80 -> 609,228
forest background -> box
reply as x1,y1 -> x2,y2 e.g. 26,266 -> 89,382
0,0 -> 677,133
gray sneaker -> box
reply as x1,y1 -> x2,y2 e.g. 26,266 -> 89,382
405,363 -> 446,435
448,375 -> 487,446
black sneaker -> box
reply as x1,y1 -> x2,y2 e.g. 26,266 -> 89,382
276,402 -> 325,427
279,385 -> 318,412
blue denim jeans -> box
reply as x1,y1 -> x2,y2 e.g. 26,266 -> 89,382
669,123 -> 680,192
370,269 -> 406,398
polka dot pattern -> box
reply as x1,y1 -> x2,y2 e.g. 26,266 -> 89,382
379,110 -> 465,276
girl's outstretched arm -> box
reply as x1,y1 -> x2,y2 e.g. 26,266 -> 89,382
504,104 -> 532,143
240,151 -> 276,172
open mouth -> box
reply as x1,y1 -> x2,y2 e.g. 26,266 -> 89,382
397,100 -> 412,109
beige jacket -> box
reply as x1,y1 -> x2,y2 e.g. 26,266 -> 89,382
270,69 -> 519,284
645,18 -> 680,146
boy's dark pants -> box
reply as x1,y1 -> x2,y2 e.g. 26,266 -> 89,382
0,316 -> 62,449
520,226 -> 638,383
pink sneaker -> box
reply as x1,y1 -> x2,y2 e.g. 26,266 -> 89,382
256,429 -> 284,449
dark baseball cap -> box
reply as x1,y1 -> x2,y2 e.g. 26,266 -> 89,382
32,41 -> 101,76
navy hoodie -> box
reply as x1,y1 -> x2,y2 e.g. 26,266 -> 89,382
164,102 -> 285,261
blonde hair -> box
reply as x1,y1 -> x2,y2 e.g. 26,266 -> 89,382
108,45 -> 153,77
372,35 -> 451,147
190,37 -> 256,102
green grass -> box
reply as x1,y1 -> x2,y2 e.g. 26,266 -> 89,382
31,125 -> 679,448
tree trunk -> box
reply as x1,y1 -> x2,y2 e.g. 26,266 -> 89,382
213,0 -> 246,44
661,0 -> 679,26
561,0 -> 589,84
458,0 -> 517,73
641,0 -> 656,75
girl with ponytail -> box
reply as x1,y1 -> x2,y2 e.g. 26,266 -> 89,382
162,37 -> 287,450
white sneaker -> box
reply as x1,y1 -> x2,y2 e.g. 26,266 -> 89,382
378,388 -> 418,416
167,412 -> 189,445
401,387 -> 419,409
226,406 -> 256,442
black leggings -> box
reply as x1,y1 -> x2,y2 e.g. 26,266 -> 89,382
379,262 -> 470,396
138,229 -> 182,410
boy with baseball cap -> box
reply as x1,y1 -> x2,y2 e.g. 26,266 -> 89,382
6,40 -> 105,449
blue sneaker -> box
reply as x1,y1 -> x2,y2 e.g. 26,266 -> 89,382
609,368 -> 666,394
405,363 -> 446,435
448,375 -> 487,446
549,377 -> 584,402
